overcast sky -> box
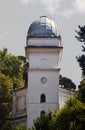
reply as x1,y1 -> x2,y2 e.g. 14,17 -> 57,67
0,0 -> 85,86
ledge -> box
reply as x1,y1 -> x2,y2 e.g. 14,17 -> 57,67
25,45 -> 63,49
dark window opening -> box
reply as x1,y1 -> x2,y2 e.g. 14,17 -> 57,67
40,111 -> 45,116
40,94 -> 46,103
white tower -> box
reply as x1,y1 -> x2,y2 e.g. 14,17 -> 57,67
25,16 -> 63,129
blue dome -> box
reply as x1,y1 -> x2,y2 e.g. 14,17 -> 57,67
27,16 -> 59,37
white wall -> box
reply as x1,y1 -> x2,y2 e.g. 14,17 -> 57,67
27,70 -> 60,128
29,53 -> 59,69
28,38 -> 61,46
26,37 -> 62,129
59,88 -> 74,108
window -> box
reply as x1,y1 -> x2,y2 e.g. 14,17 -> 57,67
40,94 -> 46,103
40,111 -> 45,116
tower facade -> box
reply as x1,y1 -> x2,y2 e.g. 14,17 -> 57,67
25,16 -> 63,128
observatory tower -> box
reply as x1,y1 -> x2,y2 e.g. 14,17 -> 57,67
25,16 -> 63,128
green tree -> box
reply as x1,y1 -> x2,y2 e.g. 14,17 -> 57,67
75,25 -> 85,50
18,55 -> 28,86
0,73 -> 13,130
75,25 -> 85,103
59,75 -> 76,90
29,98 -> 85,130
77,79 -> 85,103
0,48 -> 24,89
0,48 -> 25,129
14,125 -> 26,130
75,25 -> 85,76
53,97 -> 85,130
29,111 -> 53,130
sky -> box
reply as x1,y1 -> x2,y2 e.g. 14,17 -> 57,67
0,0 -> 85,86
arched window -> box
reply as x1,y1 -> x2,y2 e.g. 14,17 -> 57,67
40,94 -> 46,103
40,111 -> 45,116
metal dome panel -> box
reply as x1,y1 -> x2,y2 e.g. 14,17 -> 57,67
27,16 -> 59,37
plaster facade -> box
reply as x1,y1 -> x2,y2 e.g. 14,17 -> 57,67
11,87 -> 75,129
25,37 -> 63,129
11,88 -> 27,129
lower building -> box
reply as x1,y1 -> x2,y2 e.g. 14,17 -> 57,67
11,88 -> 27,129
11,87 -> 75,129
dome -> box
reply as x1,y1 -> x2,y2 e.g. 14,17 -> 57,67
27,16 -> 60,37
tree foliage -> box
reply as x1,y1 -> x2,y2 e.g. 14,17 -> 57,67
78,79 -> 85,103
0,48 -> 24,89
29,111 -> 53,130
76,55 -> 85,75
0,73 -> 13,130
18,55 -> 28,87
29,98 -> 85,130
53,97 -> 85,130
75,25 -> 85,103
75,25 -> 85,47
59,75 -> 76,90
14,125 -> 26,130
0,48 -> 25,129
75,25 -> 85,76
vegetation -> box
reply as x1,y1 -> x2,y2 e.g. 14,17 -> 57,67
14,125 -> 26,130
18,55 -> 28,87
29,111 -> 53,130
0,48 -> 25,130
75,25 -> 85,103
75,25 -> 85,76
34,111 -> 53,130
77,78 -> 85,103
53,97 -> 85,130
0,48 -> 24,89
0,74 -> 13,130
29,97 -> 85,130
59,75 -> 76,90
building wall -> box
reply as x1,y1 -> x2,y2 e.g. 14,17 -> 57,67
12,88 -> 27,116
26,38 -> 62,128
11,87 -> 75,129
59,87 -> 75,108
29,53 -> 59,68
11,88 -> 27,129
27,38 -> 61,46
27,69 -> 60,128
27,70 -> 59,103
